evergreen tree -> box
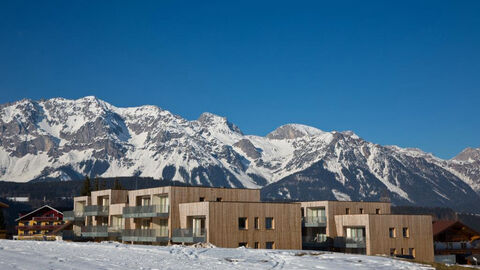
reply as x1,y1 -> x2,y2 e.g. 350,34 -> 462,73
0,209 -> 5,230
80,176 -> 91,196
100,180 -> 107,190
94,178 -> 99,191
113,179 -> 123,190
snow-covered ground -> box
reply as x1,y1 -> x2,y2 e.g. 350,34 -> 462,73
0,240 -> 434,270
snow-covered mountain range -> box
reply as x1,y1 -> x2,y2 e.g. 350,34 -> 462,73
1,96 -> 479,212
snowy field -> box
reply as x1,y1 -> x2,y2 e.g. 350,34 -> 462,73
0,240 -> 434,270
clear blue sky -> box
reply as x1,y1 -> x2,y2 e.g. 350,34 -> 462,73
0,1 -> 479,159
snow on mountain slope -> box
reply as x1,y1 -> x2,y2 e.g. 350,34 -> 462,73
0,97 -> 479,212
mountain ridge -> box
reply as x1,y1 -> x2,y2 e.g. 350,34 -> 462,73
1,96 -> 479,212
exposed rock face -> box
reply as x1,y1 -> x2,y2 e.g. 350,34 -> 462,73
1,96 -> 480,212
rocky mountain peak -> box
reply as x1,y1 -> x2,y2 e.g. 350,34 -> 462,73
197,112 -> 243,135
266,124 -> 325,140
452,147 -> 480,163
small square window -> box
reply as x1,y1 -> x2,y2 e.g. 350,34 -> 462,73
345,208 -> 350,214
265,217 -> 274,229
216,197 -> 222,202
199,197 -> 205,202
375,209 -> 380,214
266,242 -> 275,249
389,227 -> 396,238
402,227 -> 409,238
409,248 -> 415,257
359,208 -> 364,214
238,217 -> 248,230
254,217 -> 259,229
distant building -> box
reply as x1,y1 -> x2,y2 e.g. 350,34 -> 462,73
15,205 -> 65,241
66,186 -> 435,262
0,201 -> 8,239
433,220 -> 480,264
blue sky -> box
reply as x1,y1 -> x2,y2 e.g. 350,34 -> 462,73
0,1 -> 479,159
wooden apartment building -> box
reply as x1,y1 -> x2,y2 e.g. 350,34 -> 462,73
65,186 -> 434,262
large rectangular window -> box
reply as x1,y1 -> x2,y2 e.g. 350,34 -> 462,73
238,217 -> 248,230
265,217 -> 274,230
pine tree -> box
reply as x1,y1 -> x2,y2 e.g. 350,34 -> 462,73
113,179 -> 123,190
94,178 -> 99,191
100,180 -> 107,190
0,209 -> 5,230
80,176 -> 91,196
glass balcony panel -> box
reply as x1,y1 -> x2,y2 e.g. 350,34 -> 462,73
122,204 -> 169,218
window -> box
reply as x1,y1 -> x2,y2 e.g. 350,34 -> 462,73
254,242 -> 259,249
359,208 -> 364,214
239,242 -> 248,247
254,217 -> 259,229
238,217 -> 248,230
265,217 -> 274,229
390,248 -> 396,256
199,197 -> 205,202
389,227 -> 396,238
266,242 -> 275,249
409,248 -> 415,258
216,197 -> 222,202
375,208 -> 380,214
400,248 -> 404,255
402,227 -> 409,238
345,208 -> 350,214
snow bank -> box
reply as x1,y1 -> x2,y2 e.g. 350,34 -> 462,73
0,240 -> 433,270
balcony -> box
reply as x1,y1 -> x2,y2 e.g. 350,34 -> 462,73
172,228 -> 206,243
16,224 -> 63,231
84,205 -> 109,216
122,204 -> 169,218
302,216 -> 327,227
32,216 -> 60,222
63,211 -> 86,221
81,226 -> 123,238
345,237 -> 366,248
302,234 -> 331,249
122,228 -> 169,242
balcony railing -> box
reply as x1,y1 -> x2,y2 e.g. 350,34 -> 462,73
122,228 -> 169,242
345,237 -> 366,248
84,205 -> 109,216
302,234 -> 331,248
81,226 -> 109,237
172,228 -> 206,243
63,211 -> 85,221
434,242 -> 477,250
302,216 -> 327,227
32,216 -> 60,222
122,204 -> 169,218
16,224 -> 63,231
